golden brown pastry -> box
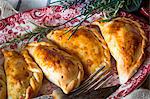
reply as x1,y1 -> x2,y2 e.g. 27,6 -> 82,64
26,42 -> 84,94
93,17 -> 147,84
2,49 -> 43,99
47,26 -> 111,76
0,65 -> 6,99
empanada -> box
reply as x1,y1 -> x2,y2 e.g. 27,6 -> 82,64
93,17 -> 147,84
0,65 -> 6,99
2,50 -> 43,99
47,26 -> 111,76
26,42 -> 84,94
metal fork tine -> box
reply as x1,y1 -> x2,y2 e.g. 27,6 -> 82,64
71,66 -> 105,92
84,66 -> 105,82
94,74 -> 112,90
84,71 -> 111,92
71,70 -> 110,96
70,67 -> 110,97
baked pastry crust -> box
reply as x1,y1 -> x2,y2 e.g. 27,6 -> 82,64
2,49 -> 43,99
26,42 -> 84,94
93,17 -> 147,84
0,65 -> 6,99
47,26 -> 111,76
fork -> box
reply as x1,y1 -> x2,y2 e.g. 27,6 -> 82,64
69,66 -> 112,98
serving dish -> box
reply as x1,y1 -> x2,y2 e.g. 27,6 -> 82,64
0,5 -> 149,98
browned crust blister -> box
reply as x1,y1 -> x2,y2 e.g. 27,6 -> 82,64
93,17 -> 147,84
26,42 -> 84,94
0,65 -> 6,99
2,49 -> 43,99
47,26 -> 111,76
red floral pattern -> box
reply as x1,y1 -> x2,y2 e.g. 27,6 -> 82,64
0,6 -> 149,98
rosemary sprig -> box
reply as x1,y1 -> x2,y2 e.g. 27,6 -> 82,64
123,0 -> 142,12
53,0 -> 125,38
48,0 -> 142,37
67,13 -> 93,39
0,0 -> 143,48
0,25 -> 58,48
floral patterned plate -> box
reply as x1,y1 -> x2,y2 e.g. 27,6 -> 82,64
0,5 -> 149,98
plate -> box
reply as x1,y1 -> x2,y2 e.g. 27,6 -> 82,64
0,6 -> 149,98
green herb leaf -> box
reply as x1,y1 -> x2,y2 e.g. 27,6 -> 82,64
123,0 -> 142,12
